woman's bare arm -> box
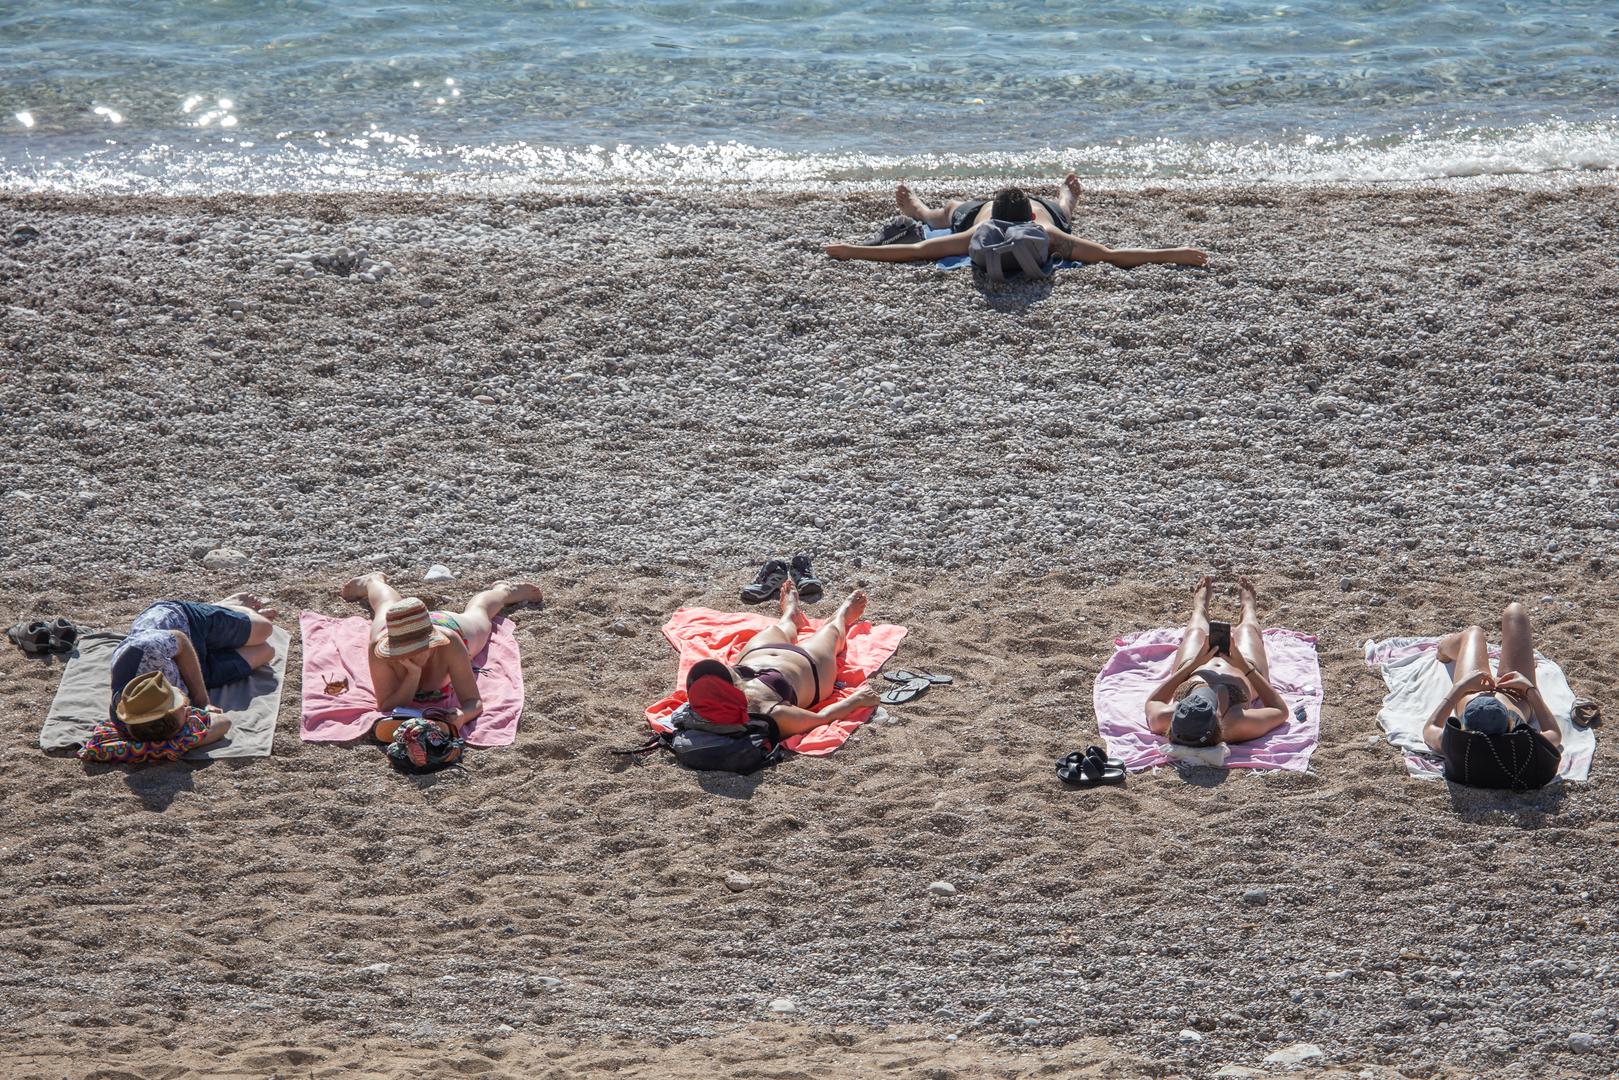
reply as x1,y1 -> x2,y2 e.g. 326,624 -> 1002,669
444,644 -> 484,731
172,632 -> 209,706
767,684 -> 881,736
369,652 -> 424,713
824,235 -> 971,262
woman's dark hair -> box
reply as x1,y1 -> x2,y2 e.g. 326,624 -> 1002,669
126,712 -> 184,742
991,186 -> 1033,222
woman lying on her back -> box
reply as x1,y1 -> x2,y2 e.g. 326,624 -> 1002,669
688,582 -> 880,740
823,175 -> 1206,269
339,573 -> 542,742
1421,602 -> 1562,788
1144,576 -> 1293,746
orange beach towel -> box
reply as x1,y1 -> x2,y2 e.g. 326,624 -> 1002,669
645,606 -> 908,755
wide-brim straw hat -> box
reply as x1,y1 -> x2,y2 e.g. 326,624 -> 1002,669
375,597 -> 448,658
116,669 -> 188,724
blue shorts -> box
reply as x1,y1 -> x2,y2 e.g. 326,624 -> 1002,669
169,601 -> 256,687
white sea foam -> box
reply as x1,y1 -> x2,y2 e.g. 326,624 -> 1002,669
1,118 -> 1614,194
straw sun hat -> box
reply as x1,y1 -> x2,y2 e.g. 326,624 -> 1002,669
115,670 -> 188,724
374,597 -> 448,658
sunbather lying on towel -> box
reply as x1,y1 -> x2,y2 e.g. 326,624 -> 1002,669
697,582 -> 880,738
1145,576 -> 1293,746
108,594 -> 279,721
1422,602 -> 1563,763
823,175 -> 1207,268
340,573 -> 541,741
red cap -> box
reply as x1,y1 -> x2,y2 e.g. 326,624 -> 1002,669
686,659 -> 748,727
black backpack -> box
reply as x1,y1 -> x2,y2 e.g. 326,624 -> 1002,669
617,705 -> 782,774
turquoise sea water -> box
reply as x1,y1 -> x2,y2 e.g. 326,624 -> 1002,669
1,0 -> 1616,191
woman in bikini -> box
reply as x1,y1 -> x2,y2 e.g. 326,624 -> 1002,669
713,582 -> 880,737
1144,576 -> 1293,746
339,572 -> 542,741
1420,602 -> 1562,788
823,174 -> 1207,269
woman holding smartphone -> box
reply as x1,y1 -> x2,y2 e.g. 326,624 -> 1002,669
1144,576 -> 1294,747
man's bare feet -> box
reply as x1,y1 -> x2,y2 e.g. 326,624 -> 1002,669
1058,171 -> 1083,215
340,572 -> 385,603
219,592 -> 280,621
488,580 -> 544,609
778,580 -> 810,630
896,182 -> 929,220
837,589 -> 868,626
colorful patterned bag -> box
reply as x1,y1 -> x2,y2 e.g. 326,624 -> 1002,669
383,716 -> 466,774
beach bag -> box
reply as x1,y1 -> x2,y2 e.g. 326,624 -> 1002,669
1438,716 -> 1561,791
969,220 -> 1052,284
384,716 -> 466,774
615,704 -> 782,774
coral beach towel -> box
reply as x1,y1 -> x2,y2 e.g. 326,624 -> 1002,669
646,607 -> 908,755
298,612 -> 524,748
1094,627 -> 1323,772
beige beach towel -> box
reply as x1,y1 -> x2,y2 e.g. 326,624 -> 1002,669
39,626 -> 289,759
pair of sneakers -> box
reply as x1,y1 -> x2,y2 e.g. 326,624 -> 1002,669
740,555 -> 823,605
7,618 -> 78,655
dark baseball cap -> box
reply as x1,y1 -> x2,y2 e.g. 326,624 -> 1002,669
1170,686 -> 1222,747
1461,693 -> 1514,735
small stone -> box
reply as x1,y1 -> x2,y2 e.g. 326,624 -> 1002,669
357,962 -> 391,975
769,997 -> 795,1013
1337,576 -> 1354,592
608,620 -> 635,638
1242,888 -> 1269,905
1263,1042 -> 1324,1066
201,546 -> 248,570
723,871 -> 752,893
1547,540 -> 1561,552
495,1023 -> 515,1033
974,1008 -> 999,1026
1213,1068 -> 1264,1079
9,224 -> 39,246
535,976 -> 563,989
927,881 -> 957,897
1178,1028 -> 1203,1044
418,294 -> 436,308
473,394 -> 496,405
423,563 -> 454,582
1569,1032 -> 1595,1052
1021,1018 -> 1039,1029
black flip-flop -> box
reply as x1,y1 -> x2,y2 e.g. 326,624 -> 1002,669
883,669 -> 954,686
45,618 -> 78,654
1056,753 -> 1125,788
878,678 -> 930,706
6,620 -> 53,655
1065,745 -> 1125,772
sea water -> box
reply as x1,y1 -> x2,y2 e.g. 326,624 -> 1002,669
1,0 -> 1615,192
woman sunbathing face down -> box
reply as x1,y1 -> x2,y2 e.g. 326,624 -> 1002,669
700,581 -> 880,739
823,173 -> 1207,269
1143,576 -> 1294,746
339,572 -> 542,741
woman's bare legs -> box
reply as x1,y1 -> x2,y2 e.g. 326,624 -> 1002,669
454,580 -> 543,658
1496,602 -> 1537,685
800,588 -> 867,680
1233,576 -> 1271,684
1047,228 -> 1207,268
1171,576 -> 1214,669
341,572 -> 405,637
742,580 -> 809,653
1436,624 -> 1491,703
896,183 -> 959,229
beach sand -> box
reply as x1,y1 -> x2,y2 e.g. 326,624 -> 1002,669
1,183 -> 1617,1077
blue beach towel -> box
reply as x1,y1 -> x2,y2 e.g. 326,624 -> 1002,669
926,225 -> 1085,272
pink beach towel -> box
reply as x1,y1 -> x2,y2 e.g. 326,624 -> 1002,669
299,612 -> 524,747
645,607 -> 908,755
1094,627 -> 1323,772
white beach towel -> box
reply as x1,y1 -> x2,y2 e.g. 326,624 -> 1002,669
1364,636 -> 1594,782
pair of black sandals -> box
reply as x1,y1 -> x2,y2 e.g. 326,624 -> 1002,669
1056,745 -> 1126,788
878,668 -> 952,705
7,618 -> 79,656
741,555 -> 824,605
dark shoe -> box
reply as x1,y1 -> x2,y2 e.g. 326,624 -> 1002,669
6,620 -> 53,655
789,554 -> 824,604
866,215 -> 926,246
45,618 -> 78,654
1057,753 -> 1125,787
740,559 -> 790,605
1083,745 -> 1125,771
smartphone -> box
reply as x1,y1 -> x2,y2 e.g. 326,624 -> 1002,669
1208,620 -> 1231,656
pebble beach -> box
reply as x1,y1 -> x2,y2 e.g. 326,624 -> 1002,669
2,180 -> 1617,1078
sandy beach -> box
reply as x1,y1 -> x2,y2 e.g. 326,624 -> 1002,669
2,182 -> 1617,1078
